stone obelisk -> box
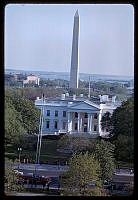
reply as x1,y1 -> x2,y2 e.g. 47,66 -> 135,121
69,10 -> 80,88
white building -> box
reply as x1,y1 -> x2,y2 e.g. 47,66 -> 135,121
23,74 -> 40,85
35,94 -> 121,138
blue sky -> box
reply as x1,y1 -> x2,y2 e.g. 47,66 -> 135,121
5,4 -> 134,77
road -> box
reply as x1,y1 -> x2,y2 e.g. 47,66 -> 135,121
13,163 -> 68,172
7,192 -> 59,196
14,163 -> 134,177
18,169 -> 62,177
14,163 -> 134,190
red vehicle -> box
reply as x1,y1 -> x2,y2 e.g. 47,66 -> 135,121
17,173 -> 51,185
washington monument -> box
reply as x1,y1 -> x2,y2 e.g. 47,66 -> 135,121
69,10 -> 80,88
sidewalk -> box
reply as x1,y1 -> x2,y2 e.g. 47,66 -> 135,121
13,163 -> 68,171
115,168 -> 134,176
6,192 -> 59,196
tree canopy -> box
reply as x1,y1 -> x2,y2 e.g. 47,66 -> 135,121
101,97 -> 134,164
92,139 -> 115,182
60,152 -> 104,196
110,97 -> 134,139
5,94 -> 41,144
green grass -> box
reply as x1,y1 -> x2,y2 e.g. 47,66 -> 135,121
5,135 -> 133,168
5,136 -> 72,165
116,161 -> 134,169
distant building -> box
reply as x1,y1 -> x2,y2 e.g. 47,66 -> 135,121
5,73 -> 39,86
23,74 -> 40,85
35,94 -> 121,138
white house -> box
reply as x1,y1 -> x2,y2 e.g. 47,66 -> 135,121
35,94 -> 121,138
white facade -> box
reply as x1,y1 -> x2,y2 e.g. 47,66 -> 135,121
35,94 -> 121,138
23,75 -> 39,85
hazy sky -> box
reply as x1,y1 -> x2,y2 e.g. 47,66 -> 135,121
5,4 -> 134,76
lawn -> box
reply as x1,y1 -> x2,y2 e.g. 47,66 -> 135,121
5,135 -> 133,168
5,135 -> 72,165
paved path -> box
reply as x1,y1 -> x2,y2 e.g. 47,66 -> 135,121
115,168 -> 134,176
14,163 -> 134,176
13,163 -> 68,171
18,169 -> 61,177
7,192 -> 58,196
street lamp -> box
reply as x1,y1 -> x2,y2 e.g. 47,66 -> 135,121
18,147 -> 22,169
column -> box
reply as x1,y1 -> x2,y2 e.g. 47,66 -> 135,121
59,120 -> 62,133
97,113 -> 100,136
70,113 -> 72,133
87,113 -> 90,135
89,114 -> 92,132
80,113 -> 82,132
67,112 -> 70,135
77,112 -> 80,133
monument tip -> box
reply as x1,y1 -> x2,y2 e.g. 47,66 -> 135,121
75,10 -> 79,17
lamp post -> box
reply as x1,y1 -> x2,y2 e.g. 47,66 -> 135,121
18,147 -> 22,169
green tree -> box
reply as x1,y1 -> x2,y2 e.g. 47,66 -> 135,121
5,96 -> 26,144
109,97 -> 134,164
4,158 -> 24,193
113,135 -> 134,163
100,98 -> 134,165
101,112 -> 112,132
110,97 -> 134,139
60,152 -> 104,196
5,94 -> 40,135
92,139 -> 115,182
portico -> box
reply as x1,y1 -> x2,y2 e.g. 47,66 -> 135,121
66,101 -> 100,137
67,111 -> 100,136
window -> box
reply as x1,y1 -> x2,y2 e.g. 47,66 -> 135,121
55,110 -> 58,117
63,111 -> 66,117
94,124 -> 97,131
75,122 -> 78,130
84,113 -> 88,118
62,122 -> 66,130
55,121 -> 58,129
94,114 -> 97,119
75,112 -> 78,118
46,121 -> 50,129
47,110 -> 50,116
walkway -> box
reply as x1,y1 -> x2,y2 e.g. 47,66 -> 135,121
13,163 -> 68,171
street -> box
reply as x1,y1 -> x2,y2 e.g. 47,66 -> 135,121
13,163 -> 134,192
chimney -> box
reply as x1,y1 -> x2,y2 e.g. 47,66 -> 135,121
66,92 -> 69,97
112,96 -> 116,103
61,94 -> 65,100
73,94 -> 76,100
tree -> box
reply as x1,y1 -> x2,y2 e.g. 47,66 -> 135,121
92,139 -> 115,182
110,97 -> 134,139
113,134 -> 134,163
109,97 -> 134,164
4,158 -> 24,193
5,96 -> 27,144
100,98 -> 134,164
101,112 -> 112,132
60,152 -> 104,196
5,94 -> 41,135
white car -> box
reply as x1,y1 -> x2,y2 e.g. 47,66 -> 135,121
14,170 -> 23,175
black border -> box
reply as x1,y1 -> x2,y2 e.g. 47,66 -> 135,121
1,0 -> 136,199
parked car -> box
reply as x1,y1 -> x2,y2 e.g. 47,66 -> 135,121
104,183 -> 116,190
